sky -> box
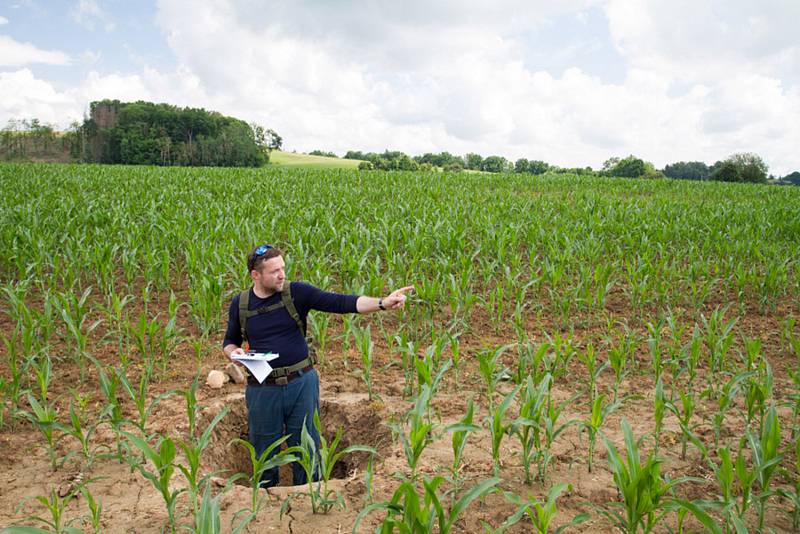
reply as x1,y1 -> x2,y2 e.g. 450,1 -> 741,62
1,0 -> 798,175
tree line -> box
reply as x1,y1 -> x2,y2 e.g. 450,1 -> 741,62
326,149 -> 794,184
81,100 -> 281,167
1,101 -> 282,168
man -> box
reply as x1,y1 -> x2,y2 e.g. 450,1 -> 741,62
222,244 -> 413,487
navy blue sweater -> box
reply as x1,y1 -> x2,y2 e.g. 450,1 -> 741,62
223,281 -> 359,369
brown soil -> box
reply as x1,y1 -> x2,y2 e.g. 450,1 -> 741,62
0,293 -> 798,533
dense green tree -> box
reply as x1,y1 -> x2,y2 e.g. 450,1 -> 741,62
465,153 -> 483,170
781,171 -> 800,185
82,100 -> 272,167
514,158 -> 530,173
309,150 -> 337,157
709,160 -> 740,182
663,161 -> 710,180
481,155 -> 510,173
709,153 -> 768,184
607,155 -> 649,177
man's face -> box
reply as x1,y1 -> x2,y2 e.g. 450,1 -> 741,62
252,255 -> 285,293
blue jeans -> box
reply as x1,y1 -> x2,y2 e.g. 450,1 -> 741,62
245,368 -> 321,487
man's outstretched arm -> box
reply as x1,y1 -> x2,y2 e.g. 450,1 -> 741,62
356,285 -> 414,313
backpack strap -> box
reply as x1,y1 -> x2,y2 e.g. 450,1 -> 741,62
237,284 -> 306,344
281,282 -> 306,336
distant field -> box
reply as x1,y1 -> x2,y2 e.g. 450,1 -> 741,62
269,150 -> 362,169
1,163 -> 799,533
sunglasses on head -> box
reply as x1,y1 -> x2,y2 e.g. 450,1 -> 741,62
249,244 -> 274,270
254,244 -> 273,256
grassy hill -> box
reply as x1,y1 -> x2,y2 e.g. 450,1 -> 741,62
269,150 -> 361,169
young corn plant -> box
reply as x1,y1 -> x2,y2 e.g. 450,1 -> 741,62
536,391 -> 579,484
21,392 -> 61,471
709,371 -> 751,449
607,335 -> 633,403
80,485 -> 103,534
667,388 -> 699,461
485,384 -> 521,477
646,320 -> 665,383
231,435 -> 298,518
58,401 -> 108,471
124,432 -> 184,534
581,393 -> 621,473
391,385 -> 434,480
653,378 -> 666,456
701,445 -> 752,534
414,344 -> 451,404
90,357 -> 127,462
748,404 -> 784,532
702,306 -> 738,377
306,312 -> 330,365
117,365 -> 174,438
775,438 -> 800,531
577,342 -> 608,404
444,398 -> 479,496
354,475 -> 500,534
600,419 -> 720,534
1,331 -> 29,430
498,482 -> 589,533
57,287 -> 102,382
515,374 -> 550,484
176,398 -> 229,518
477,343 -> 513,410
447,332 -> 463,389
11,478 -> 98,534
285,411 -> 376,514
743,359 -> 773,430
393,332 -> 421,397
354,325 -> 377,401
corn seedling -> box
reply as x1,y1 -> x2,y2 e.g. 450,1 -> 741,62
354,475 -> 500,534
477,343 -> 513,410
444,398 -> 479,495
485,383 -> 521,477
708,371 -> 751,449
666,389 -> 699,460
58,287 -> 101,383
58,401 -> 108,471
124,432 -> 184,533
354,325 -> 377,401
600,419 -> 719,534
748,404 -> 784,531
117,365 -> 174,437
1,332 -> 29,430
176,386 -> 229,518
515,374 -> 550,484
653,378 -> 666,456
498,482 -> 589,533
391,385 -> 434,480
285,411 -> 376,514
11,477 -> 98,534
21,393 -> 61,471
581,393 -> 621,473
231,435 -> 298,516
577,342 -> 608,403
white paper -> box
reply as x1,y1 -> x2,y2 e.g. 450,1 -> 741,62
232,352 -> 280,384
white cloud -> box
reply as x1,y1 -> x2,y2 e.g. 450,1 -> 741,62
0,16 -> 9,25
0,35 -> 71,66
145,0 -> 800,173
1,1 -> 798,175
71,0 -> 115,32
0,66 -> 208,127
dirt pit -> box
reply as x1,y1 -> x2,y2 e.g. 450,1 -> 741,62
201,392 -> 391,486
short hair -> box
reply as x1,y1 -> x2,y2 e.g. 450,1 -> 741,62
247,245 -> 283,273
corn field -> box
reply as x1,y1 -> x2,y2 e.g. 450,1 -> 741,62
1,162 -> 799,533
